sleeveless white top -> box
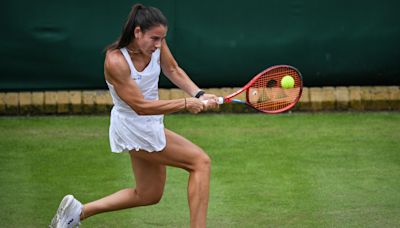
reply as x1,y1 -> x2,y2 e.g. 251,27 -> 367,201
106,47 -> 166,153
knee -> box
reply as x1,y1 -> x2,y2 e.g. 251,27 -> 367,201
193,152 -> 211,172
144,194 -> 162,206
135,189 -> 163,206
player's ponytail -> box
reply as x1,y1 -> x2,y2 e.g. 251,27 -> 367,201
106,3 -> 167,51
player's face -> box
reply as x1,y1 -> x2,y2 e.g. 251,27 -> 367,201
135,25 -> 167,56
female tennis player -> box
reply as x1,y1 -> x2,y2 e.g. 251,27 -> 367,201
50,3 -> 218,228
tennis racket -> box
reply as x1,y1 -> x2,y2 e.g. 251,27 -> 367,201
210,65 -> 303,114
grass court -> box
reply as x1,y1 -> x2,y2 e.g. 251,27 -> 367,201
0,113 -> 399,227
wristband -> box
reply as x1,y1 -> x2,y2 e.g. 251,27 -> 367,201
194,90 -> 205,98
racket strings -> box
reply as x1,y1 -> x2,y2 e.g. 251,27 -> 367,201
247,68 -> 302,112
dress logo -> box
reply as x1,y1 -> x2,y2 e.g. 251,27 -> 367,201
133,75 -> 142,81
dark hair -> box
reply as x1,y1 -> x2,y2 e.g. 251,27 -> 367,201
106,4 -> 168,51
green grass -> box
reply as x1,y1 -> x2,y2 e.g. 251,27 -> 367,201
0,113 -> 399,227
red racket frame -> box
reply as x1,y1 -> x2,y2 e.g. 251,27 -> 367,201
222,65 -> 303,114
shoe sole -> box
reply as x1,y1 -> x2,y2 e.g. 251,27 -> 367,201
50,195 -> 75,228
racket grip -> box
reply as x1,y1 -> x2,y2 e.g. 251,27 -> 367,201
217,97 -> 224,104
202,97 -> 224,105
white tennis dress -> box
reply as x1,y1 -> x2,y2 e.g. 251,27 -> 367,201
106,47 -> 166,153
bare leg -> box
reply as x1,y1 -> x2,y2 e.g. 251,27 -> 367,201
81,155 -> 166,219
132,129 -> 211,228
80,128 -> 210,228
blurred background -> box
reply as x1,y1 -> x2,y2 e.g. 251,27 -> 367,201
1,0 -> 399,91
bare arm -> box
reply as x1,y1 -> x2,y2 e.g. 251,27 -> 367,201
160,40 -> 202,97
160,40 -> 219,107
104,50 -> 204,115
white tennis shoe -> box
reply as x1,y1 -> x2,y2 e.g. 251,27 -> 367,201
49,195 -> 83,228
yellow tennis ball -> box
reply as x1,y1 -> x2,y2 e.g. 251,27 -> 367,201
281,75 -> 295,89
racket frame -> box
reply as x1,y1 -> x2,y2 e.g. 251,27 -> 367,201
222,65 -> 303,114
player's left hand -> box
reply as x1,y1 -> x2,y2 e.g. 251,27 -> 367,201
199,94 -> 219,110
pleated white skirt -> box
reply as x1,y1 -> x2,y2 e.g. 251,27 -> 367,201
108,108 -> 166,153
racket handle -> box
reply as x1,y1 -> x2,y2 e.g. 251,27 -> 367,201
201,97 -> 224,105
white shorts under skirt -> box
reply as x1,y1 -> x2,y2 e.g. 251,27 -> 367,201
108,108 -> 166,153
